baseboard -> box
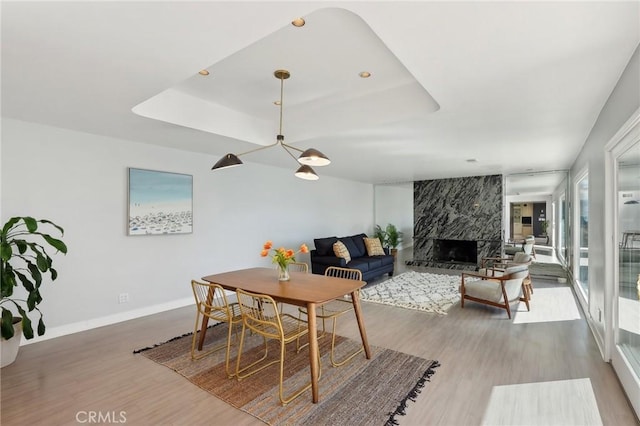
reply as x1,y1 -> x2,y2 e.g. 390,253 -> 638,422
20,297 -> 194,346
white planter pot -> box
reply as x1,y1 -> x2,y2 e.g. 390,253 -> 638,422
1,321 -> 23,368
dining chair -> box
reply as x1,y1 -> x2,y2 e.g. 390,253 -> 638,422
234,288 -> 320,406
190,280 -> 243,378
298,266 -> 365,367
459,267 -> 530,319
287,261 -> 308,273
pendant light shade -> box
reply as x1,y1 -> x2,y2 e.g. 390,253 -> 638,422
211,153 -> 243,170
298,148 -> 331,166
211,69 -> 330,179
294,165 -> 319,180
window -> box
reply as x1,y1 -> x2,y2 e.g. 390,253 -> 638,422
576,173 -> 589,297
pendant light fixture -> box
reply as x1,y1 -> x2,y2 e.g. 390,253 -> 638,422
211,69 -> 330,180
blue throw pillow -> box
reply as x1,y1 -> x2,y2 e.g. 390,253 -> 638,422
348,233 -> 367,258
339,237 -> 359,259
314,237 -> 338,256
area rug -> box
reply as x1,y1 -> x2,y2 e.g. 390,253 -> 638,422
134,325 -> 439,425
360,270 -> 464,314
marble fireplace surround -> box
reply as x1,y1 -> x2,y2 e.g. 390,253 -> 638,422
408,175 -> 503,271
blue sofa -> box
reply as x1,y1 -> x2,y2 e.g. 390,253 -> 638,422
310,233 -> 394,282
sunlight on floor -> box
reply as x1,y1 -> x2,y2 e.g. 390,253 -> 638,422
482,378 -> 602,426
513,287 -> 582,324
619,296 -> 640,334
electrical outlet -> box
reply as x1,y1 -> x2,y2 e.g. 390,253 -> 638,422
119,293 -> 129,304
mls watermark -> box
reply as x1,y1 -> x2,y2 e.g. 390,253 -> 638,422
75,411 -> 127,424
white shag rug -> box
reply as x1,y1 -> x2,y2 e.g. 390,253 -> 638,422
359,271 -> 464,315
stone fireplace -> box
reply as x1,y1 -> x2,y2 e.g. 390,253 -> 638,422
408,175 -> 503,270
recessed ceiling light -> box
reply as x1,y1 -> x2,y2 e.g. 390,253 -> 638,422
198,70 -> 210,76
466,158 -> 478,163
359,71 -> 371,78
292,18 -> 305,27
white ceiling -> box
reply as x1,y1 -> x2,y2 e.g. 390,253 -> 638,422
2,1 -> 639,194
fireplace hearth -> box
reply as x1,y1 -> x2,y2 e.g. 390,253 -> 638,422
434,239 -> 477,264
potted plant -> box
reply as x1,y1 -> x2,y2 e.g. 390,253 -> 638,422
385,224 -> 403,259
374,225 -> 388,248
541,220 -> 549,235
1,217 -> 67,367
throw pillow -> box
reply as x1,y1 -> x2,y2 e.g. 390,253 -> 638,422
364,237 -> 385,256
348,233 -> 367,258
339,237 -> 360,259
314,236 -> 338,256
333,241 -> 351,263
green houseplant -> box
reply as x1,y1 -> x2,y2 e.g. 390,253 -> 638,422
1,217 -> 67,341
374,224 -> 388,248
385,224 -> 403,250
541,220 -> 549,236
385,224 -> 403,259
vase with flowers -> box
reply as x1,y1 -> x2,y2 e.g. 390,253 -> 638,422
261,240 -> 308,281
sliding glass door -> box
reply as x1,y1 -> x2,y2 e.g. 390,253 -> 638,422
614,142 -> 640,413
609,112 -> 640,418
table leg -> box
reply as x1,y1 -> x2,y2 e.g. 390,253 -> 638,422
351,291 -> 371,359
307,302 -> 319,403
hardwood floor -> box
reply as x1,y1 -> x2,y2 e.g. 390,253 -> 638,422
1,251 -> 638,425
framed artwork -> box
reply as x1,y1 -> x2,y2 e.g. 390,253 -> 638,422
128,168 -> 193,235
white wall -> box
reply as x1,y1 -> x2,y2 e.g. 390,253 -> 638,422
373,183 -> 413,249
569,43 -> 640,353
1,118 -> 374,343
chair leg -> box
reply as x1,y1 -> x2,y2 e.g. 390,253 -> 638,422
224,320 -> 238,378
191,312 -> 229,361
279,338 -> 322,405
190,310 -> 202,359
235,324 -> 272,380
329,316 -> 364,367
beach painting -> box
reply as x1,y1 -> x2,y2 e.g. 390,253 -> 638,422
128,168 -> 193,235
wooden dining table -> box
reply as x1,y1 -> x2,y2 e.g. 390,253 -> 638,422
201,267 -> 371,403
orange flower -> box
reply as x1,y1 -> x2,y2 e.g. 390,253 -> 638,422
261,240 -> 309,269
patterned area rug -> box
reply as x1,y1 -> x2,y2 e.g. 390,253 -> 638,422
360,271 -> 464,314
134,325 -> 439,425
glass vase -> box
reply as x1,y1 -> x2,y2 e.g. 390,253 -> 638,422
278,263 -> 290,281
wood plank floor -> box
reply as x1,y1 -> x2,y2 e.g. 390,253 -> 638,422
1,252 -> 638,425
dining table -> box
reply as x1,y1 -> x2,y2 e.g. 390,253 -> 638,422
200,267 -> 371,403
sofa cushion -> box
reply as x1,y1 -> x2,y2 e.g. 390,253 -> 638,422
347,258 -> 370,273
348,233 -> 367,258
339,237 -> 360,259
333,241 -> 351,263
366,258 -> 383,269
364,237 -> 385,256
314,236 -> 338,256
374,254 -> 394,266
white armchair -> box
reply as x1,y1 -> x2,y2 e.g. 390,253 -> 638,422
460,266 -> 530,319
504,236 -> 536,258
